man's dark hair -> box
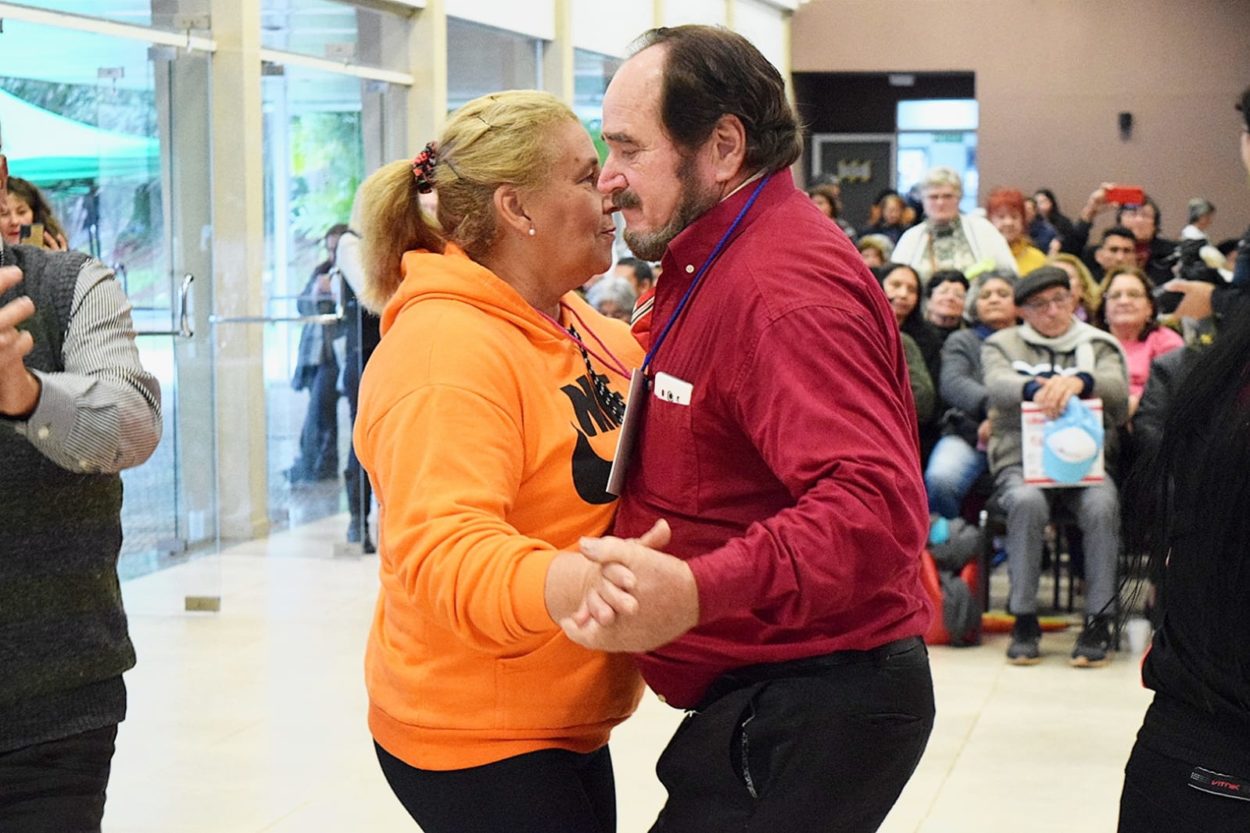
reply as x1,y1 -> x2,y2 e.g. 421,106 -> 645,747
1238,84 -> 1250,131
617,257 -> 654,285
1100,225 -> 1137,245
631,26 -> 802,173
926,268 -> 968,297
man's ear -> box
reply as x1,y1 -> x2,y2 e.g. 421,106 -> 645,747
492,184 -> 531,237
707,114 -> 748,184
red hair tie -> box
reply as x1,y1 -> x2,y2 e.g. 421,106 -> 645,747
411,142 -> 437,193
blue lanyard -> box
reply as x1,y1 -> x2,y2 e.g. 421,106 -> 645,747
642,174 -> 771,374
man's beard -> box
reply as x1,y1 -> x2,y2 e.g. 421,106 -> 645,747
617,155 -> 719,261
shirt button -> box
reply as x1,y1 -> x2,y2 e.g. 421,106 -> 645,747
80,460 -> 90,470
37,426 -> 50,439
656,694 -> 667,704
685,264 -> 694,274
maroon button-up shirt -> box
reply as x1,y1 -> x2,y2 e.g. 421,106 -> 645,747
614,170 -> 932,708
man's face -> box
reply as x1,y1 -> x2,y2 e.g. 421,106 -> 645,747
598,45 -> 719,261
1019,285 -> 1075,338
1119,204 -> 1157,242
1097,233 -> 1137,270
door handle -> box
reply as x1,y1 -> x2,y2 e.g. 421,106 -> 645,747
134,273 -> 196,338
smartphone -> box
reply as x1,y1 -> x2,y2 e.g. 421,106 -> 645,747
19,223 -> 45,248
1105,186 -> 1145,206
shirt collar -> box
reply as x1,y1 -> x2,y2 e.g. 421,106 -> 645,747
660,167 -> 793,292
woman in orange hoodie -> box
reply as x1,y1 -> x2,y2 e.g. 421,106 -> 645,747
353,90 -> 651,833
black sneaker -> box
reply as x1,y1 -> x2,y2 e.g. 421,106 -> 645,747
1007,613 -> 1042,665
347,518 -> 376,554
1071,615 -> 1114,668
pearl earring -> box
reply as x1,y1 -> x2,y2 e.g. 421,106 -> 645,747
528,227 -> 536,237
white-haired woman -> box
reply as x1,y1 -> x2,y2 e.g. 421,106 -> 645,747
893,167 -> 1016,282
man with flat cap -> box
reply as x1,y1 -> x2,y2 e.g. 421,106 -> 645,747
982,265 -> 1128,667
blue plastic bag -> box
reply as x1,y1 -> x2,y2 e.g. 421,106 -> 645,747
1042,398 -> 1103,484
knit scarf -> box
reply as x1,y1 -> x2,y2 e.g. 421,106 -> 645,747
1017,319 -> 1128,376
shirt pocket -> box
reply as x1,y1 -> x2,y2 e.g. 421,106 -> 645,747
635,392 -> 700,512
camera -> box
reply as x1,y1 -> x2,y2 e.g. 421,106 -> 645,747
1154,239 -> 1222,315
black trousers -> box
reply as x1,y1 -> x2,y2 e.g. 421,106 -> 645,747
376,742 -> 617,833
342,348 -> 372,522
0,725 -> 118,833
1119,740 -> 1250,832
651,638 -> 934,833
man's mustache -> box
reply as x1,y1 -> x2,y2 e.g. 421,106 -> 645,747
612,190 -> 641,211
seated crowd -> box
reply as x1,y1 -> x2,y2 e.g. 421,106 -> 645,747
582,164 -> 1239,669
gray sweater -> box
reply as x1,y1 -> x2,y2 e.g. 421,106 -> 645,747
982,321 -> 1129,475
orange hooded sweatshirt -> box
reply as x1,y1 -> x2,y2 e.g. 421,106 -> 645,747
356,244 -> 644,771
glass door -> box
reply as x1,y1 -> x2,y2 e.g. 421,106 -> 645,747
0,19 -> 217,582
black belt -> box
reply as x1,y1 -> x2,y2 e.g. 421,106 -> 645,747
695,636 -> 924,711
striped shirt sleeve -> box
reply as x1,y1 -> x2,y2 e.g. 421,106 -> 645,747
17,259 -> 162,473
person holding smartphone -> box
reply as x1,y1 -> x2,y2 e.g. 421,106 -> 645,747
0,176 -> 69,251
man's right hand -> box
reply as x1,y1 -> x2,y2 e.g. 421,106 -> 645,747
1079,182 -> 1114,223
0,266 -> 40,417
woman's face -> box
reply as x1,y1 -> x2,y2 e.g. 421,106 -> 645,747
859,246 -> 884,269
927,279 -> 967,322
989,208 -> 1024,245
810,193 -> 834,218
882,267 -> 919,324
923,185 -> 961,224
975,278 -> 1017,329
1033,192 -> 1053,216
882,196 -> 903,225
522,120 -> 618,293
1103,273 -> 1152,334
1054,261 -> 1084,309
0,193 -> 32,243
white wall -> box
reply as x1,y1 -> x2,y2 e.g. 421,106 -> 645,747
444,0 -> 556,41
571,0 -> 654,57
733,0 -> 787,74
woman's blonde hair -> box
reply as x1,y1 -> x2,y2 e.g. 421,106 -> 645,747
357,89 -> 579,313
921,166 -> 964,197
1049,251 -> 1101,315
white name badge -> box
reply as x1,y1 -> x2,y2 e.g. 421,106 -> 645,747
606,369 -> 647,497
653,371 -> 693,406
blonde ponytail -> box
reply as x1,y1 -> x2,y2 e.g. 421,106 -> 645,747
357,161 -> 443,314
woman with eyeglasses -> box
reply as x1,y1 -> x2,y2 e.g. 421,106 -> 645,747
893,167 -> 1016,283
1095,266 -> 1183,421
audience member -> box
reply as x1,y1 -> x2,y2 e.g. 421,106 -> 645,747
1066,185 -> 1178,285
807,181 -> 857,240
0,177 -> 69,250
894,167 -> 1015,282
857,233 -> 894,269
1033,188 -> 1075,249
612,256 -> 654,295
1095,266 -> 1182,420
1023,195 -> 1058,253
987,187 -> 1048,276
925,268 -> 969,342
881,263 -> 943,384
1086,225 -> 1140,283
1050,251 -> 1101,321
924,269 -> 1018,520
1179,197 -> 1215,241
287,224 -> 346,485
585,275 -> 636,321
0,151 -> 162,831
352,90 -> 648,833
982,266 -> 1128,667
861,191 -> 910,243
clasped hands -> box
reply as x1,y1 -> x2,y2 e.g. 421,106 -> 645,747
1032,374 -> 1085,420
559,520 -> 700,653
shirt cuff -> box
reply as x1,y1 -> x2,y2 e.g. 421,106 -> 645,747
1075,372 -> 1094,397
1022,380 -> 1042,401
16,370 -> 82,446
512,547 -> 561,633
686,539 -> 754,625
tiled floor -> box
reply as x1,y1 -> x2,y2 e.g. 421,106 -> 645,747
107,515 -> 1152,832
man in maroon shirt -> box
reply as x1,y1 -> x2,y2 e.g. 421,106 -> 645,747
561,25 -> 935,833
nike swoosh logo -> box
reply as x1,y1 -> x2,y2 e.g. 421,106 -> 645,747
571,427 -> 616,505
